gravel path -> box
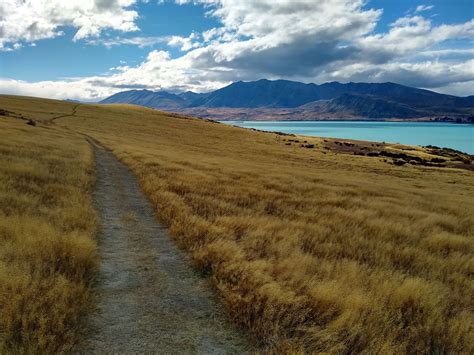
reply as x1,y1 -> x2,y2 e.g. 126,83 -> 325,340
77,142 -> 252,354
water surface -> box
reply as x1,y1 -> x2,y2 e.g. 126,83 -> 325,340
222,121 -> 474,154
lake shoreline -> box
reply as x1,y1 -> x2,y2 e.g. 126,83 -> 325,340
218,118 -> 474,124
220,120 -> 474,154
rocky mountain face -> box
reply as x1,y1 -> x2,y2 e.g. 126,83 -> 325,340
99,79 -> 474,121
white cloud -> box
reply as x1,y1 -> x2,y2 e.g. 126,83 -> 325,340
0,49 -> 229,101
86,36 -> 168,48
167,33 -> 201,51
166,0 -> 383,79
0,0 -> 139,50
358,17 -> 474,58
317,59 -> 474,89
1,0 -> 473,98
415,4 -> 434,13
431,80 -> 474,97
416,48 -> 474,58
0,78 -> 110,101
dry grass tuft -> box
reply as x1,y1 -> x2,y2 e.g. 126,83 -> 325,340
0,118 -> 97,353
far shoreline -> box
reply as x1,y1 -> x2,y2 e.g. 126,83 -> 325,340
215,118 -> 474,124
218,119 -> 474,155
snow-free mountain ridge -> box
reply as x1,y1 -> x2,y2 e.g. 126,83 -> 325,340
100,79 -> 474,121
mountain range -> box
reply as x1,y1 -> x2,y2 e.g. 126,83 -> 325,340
99,79 -> 474,122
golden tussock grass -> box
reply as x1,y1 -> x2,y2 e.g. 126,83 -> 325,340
0,116 -> 98,353
1,96 -> 473,353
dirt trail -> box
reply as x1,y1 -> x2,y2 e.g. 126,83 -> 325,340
49,104 -> 79,123
77,142 -> 252,354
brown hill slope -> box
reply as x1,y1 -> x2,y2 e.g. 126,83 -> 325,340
0,112 -> 97,353
0,95 -> 473,353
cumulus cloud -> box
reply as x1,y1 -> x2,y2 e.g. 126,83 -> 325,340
0,0 -> 139,50
167,0 -> 382,80
0,49 -> 229,101
316,60 -> 474,89
1,0 -> 473,98
167,33 -> 201,51
358,16 -> 474,60
163,0 -> 474,93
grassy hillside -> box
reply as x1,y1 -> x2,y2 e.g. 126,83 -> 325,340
1,95 -> 473,353
0,114 -> 98,353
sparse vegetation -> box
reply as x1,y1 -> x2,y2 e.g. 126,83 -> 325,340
0,95 -> 473,353
0,117 -> 98,353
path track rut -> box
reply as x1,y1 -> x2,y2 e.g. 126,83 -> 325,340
77,142 -> 252,354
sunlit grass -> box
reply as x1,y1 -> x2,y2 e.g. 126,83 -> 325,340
62,103 -> 474,353
0,118 -> 98,353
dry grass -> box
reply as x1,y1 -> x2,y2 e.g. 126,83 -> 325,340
0,116 -> 98,353
1,95 -> 473,353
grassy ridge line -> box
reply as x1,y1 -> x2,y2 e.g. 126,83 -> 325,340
58,103 -> 474,353
0,118 -> 98,353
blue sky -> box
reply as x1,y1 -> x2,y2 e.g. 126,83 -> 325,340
0,0 -> 473,100
1,2 -> 220,81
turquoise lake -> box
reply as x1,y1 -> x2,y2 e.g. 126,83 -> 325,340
222,121 -> 474,154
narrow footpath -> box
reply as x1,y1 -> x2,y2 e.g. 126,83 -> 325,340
77,142 -> 252,354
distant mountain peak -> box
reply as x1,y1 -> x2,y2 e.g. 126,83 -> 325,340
100,89 -> 185,110
99,79 -> 474,120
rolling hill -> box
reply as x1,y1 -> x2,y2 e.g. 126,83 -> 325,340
99,79 -> 474,122
1,95 -> 473,353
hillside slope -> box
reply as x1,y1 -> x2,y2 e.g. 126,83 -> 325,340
1,95 -> 473,353
0,111 -> 97,353
101,89 -> 186,110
